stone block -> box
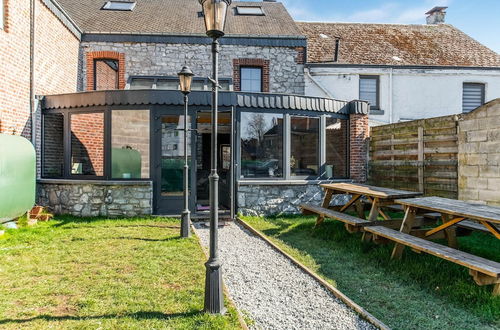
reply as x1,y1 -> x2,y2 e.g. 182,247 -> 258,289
479,165 -> 500,178
487,178 -> 500,190
479,190 -> 500,203
459,119 -> 478,132
460,165 -> 479,177
488,153 -> 500,166
466,154 -> 488,166
467,130 -> 487,142
459,189 -> 479,200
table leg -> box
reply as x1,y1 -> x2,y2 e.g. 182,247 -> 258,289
362,198 -> 381,242
355,199 -> 366,219
442,214 -> 458,248
480,221 -> 500,240
391,206 -> 417,259
494,283 -> 500,297
316,189 -> 334,227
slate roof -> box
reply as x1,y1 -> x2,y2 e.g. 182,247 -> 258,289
55,0 -> 303,37
298,22 -> 500,67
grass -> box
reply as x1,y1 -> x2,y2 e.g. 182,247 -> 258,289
0,216 -> 242,329
243,214 -> 500,330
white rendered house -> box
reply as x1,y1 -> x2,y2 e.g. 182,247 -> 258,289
299,7 -> 500,125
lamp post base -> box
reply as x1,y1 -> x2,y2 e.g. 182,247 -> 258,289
181,210 -> 191,238
204,259 -> 226,314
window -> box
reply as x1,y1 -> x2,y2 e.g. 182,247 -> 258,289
102,1 -> 136,11
241,67 -> 262,93
42,113 -> 64,178
70,113 -> 104,177
240,112 -> 283,178
291,116 -> 319,177
111,110 -> 150,179
236,6 -> 265,16
325,118 -> 348,179
359,76 -> 379,110
128,76 -> 233,91
94,59 -> 119,90
463,83 -> 485,113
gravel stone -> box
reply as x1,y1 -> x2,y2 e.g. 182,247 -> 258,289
195,222 -> 376,330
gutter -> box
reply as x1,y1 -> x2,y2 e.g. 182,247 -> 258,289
305,62 -> 500,72
30,0 -> 35,144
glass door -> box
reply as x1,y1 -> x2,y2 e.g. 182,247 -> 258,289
154,112 -> 195,215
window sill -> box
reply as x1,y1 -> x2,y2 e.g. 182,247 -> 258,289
369,109 -> 384,115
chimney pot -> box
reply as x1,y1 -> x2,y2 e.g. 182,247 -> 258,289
426,6 -> 447,24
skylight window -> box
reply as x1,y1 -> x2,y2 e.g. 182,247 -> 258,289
236,6 -> 265,16
102,1 -> 136,11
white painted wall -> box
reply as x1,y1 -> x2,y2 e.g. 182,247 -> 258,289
305,66 -> 500,125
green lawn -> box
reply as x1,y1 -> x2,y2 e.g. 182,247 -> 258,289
243,215 -> 500,330
0,216 -> 242,329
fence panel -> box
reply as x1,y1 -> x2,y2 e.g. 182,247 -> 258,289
368,115 -> 459,198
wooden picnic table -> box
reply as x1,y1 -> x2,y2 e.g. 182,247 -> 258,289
318,183 -> 422,224
392,196 -> 500,259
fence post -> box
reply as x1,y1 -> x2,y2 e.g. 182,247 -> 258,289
418,126 -> 424,193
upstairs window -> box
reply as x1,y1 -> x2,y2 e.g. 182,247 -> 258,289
94,59 -> 119,90
240,67 -> 262,93
102,1 -> 136,11
236,6 -> 265,16
359,75 -> 379,110
128,76 -> 233,91
463,83 -> 485,113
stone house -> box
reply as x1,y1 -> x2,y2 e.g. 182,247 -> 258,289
300,7 -> 500,126
24,0 -> 370,217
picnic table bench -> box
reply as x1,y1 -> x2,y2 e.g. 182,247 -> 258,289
301,183 -> 422,234
366,196 -> 500,295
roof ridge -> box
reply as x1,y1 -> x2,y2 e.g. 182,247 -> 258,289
296,21 -> 453,27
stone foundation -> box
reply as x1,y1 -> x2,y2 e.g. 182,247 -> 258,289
37,179 -> 153,217
237,182 -> 350,216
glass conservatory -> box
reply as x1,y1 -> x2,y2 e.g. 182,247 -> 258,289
39,89 -> 368,217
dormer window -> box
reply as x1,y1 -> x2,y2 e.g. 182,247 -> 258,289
102,1 -> 136,11
236,6 -> 265,16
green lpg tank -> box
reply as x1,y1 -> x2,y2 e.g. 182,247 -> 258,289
0,134 -> 36,222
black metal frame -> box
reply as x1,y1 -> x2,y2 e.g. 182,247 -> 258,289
359,75 -> 380,110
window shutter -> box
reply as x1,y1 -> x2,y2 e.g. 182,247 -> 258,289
359,77 -> 378,109
462,83 -> 485,113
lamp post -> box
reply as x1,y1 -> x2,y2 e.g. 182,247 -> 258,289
178,66 -> 194,238
199,0 -> 231,315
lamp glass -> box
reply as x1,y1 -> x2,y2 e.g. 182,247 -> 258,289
178,67 -> 194,94
200,0 -> 231,38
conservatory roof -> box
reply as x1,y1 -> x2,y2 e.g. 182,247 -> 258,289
41,90 -> 369,115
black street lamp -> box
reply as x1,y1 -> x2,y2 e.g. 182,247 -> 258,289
199,0 -> 231,315
178,66 -> 194,238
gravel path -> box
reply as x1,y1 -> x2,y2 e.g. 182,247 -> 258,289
194,222 -> 376,330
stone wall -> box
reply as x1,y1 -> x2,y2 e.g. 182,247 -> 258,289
80,42 -> 305,95
37,180 -> 153,217
237,183 -> 350,216
458,99 -> 500,206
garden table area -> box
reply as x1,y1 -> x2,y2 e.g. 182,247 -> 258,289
301,184 -> 500,295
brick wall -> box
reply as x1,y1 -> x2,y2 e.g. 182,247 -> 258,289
0,0 -> 79,138
458,99 -> 500,206
349,113 -> 369,182
70,113 -> 104,176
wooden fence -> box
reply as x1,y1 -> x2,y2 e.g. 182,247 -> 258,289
368,115 -> 459,198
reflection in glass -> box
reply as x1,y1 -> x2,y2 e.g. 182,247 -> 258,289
111,110 -> 150,179
130,78 -> 154,89
42,113 -> 64,178
240,112 -> 283,178
161,115 -> 191,196
241,67 -> 262,92
291,116 -> 319,176
325,118 -> 348,179
70,113 -> 104,176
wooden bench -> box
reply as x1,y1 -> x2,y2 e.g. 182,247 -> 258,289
301,204 -> 370,233
365,225 -> 500,295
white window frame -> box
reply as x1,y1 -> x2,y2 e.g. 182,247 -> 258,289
102,1 -> 136,11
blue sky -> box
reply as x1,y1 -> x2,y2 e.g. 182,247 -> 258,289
248,0 -> 500,53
